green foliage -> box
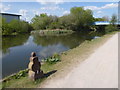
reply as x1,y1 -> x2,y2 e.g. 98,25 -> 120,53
49,22 -> 60,29
31,7 -> 94,31
69,7 -> 94,31
105,25 -> 118,33
94,16 -> 109,22
59,15 -> 73,30
105,14 -> 118,33
14,69 -> 28,79
42,53 -> 60,64
110,14 -> 117,25
2,18 -> 33,36
3,69 -> 28,83
31,14 -> 52,30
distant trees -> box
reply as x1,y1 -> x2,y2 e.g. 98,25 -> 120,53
102,16 -> 109,21
94,16 -> 110,22
2,18 -> 33,36
31,7 -> 94,31
105,14 -> 118,33
31,13 -> 51,30
110,14 -> 117,25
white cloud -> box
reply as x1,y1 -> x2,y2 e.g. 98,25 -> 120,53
19,9 -> 29,21
95,11 -> 104,17
84,3 -> 118,11
36,0 -> 64,5
32,10 -> 51,16
40,5 -> 63,11
19,9 -> 28,16
101,3 -> 118,9
97,11 -> 103,14
84,6 -> 99,10
0,4 -> 11,12
33,10 -> 40,15
63,10 -> 70,15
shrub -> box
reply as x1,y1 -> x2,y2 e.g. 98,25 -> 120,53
105,25 -> 118,33
2,18 -> 33,36
43,53 -> 60,64
14,69 -> 28,79
3,69 -> 28,82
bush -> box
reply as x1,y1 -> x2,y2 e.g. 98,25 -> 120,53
14,69 -> 28,79
105,25 -> 118,33
2,18 -> 33,36
43,53 -> 60,64
3,69 -> 28,82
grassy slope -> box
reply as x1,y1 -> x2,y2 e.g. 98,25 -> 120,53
2,31 -> 118,88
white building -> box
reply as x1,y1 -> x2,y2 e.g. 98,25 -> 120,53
0,13 -> 21,22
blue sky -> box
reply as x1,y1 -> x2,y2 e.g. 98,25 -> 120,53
1,1 -> 118,22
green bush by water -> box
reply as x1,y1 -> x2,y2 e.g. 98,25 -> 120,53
105,25 -> 118,33
3,69 -> 28,83
42,53 -> 60,64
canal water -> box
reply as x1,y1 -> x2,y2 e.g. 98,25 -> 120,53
2,32 -> 103,78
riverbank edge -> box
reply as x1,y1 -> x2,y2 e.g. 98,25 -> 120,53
1,31 -> 118,88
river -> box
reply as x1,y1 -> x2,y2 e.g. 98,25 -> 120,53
2,32 -> 104,78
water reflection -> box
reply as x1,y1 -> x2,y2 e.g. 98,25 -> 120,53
39,44 -> 69,58
2,34 -> 30,53
32,32 -> 86,49
2,32 -> 104,78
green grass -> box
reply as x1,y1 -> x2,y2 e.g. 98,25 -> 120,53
0,82 -> 2,90
2,31 -> 118,88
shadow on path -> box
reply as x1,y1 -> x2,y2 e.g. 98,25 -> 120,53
43,70 -> 57,78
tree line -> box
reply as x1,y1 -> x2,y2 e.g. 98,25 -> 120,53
31,7 -> 94,31
1,6 -> 118,36
2,18 -> 33,36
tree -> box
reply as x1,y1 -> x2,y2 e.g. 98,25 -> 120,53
110,14 -> 117,25
31,7 -> 94,31
69,7 -> 94,31
59,15 -> 73,29
2,18 -> 13,35
95,16 -> 110,22
105,14 -> 118,33
102,16 -> 109,21
2,18 -> 32,36
31,13 -> 52,30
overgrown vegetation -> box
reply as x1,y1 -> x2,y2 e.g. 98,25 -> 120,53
31,7 -> 94,31
42,53 -> 60,64
1,6 -> 119,36
105,14 -> 118,33
3,69 -> 28,82
105,25 -> 118,33
2,18 -> 33,36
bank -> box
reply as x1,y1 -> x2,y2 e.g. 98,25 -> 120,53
1,31 -> 118,88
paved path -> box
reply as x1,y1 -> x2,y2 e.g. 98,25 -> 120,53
41,33 -> 118,88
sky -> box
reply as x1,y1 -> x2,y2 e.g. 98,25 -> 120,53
0,0 -> 119,22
